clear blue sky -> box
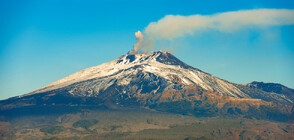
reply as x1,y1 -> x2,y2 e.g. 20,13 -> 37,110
0,0 -> 294,100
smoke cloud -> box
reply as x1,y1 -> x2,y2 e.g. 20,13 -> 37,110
129,9 -> 294,54
129,31 -> 144,54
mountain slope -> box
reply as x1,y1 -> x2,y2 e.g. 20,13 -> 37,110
28,51 -> 292,104
30,51 -> 247,97
0,51 -> 293,121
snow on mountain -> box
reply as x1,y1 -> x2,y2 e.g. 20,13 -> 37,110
1,51 -> 293,124
29,51 -> 243,98
24,51 -> 292,105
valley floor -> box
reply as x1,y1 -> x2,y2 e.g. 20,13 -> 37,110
0,109 -> 293,140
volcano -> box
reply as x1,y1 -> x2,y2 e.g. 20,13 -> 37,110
0,51 -> 293,121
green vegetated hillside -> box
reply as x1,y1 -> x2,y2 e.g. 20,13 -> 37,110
0,109 -> 293,140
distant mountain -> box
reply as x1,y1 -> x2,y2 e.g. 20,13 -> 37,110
0,51 -> 293,121
246,81 -> 294,101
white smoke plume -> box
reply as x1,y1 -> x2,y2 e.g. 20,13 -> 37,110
128,31 -> 144,54
130,9 -> 294,53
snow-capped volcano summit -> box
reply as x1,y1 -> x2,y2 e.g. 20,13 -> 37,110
33,51 -> 245,97
1,51 -> 293,121
29,51 -> 291,105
